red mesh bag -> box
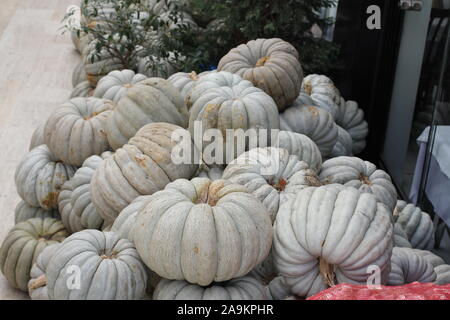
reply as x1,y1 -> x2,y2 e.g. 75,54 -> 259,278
307,283 -> 450,300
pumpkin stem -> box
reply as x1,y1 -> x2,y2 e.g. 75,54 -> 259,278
255,56 -> 270,67
189,71 -> 199,81
303,83 -> 313,95
271,178 -> 287,192
359,174 -> 372,186
305,174 -> 322,187
123,83 -> 133,88
319,257 -> 336,287
29,275 -> 47,290
206,181 -> 225,206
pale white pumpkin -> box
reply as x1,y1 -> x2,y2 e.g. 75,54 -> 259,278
222,147 -> 321,221
44,97 -> 114,166
336,99 -> 368,155
277,130 -> 322,172
388,247 -> 436,286
15,145 -> 77,209
187,71 -> 280,162
133,178 -> 273,286
267,277 -> 292,300
302,74 -> 341,106
29,122 -> 46,151
58,153 -> 112,234
111,195 -> 153,241
91,122 -> 199,223
94,69 -> 147,103
394,200 -> 435,250
105,77 -> 189,150
167,70 -> 215,103
0,218 -> 68,291
273,185 -> 393,298
72,61 -> 87,87
393,223 -> 412,248
218,38 -> 303,111
280,105 -> 338,158
15,201 -> 59,224
70,80 -> 95,98
319,156 -> 397,212
28,243 -> 61,300
153,276 -> 270,300
46,230 -> 147,300
329,125 -> 353,158
416,250 -> 450,285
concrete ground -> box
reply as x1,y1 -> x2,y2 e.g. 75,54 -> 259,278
0,0 -> 79,299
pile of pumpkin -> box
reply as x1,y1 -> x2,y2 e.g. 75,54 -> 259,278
1,14 -> 450,300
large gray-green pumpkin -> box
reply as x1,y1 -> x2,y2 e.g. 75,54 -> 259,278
0,218 -> 68,291
330,125 -> 353,158
417,250 -> 450,285
319,156 -> 397,212
94,69 -> 147,103
153,276 -> 269,300
15,201 -> 59,224
58,153 -> 112,234
15,145 -> 77,210
72,61 -> 87,87
44,97 -> 114,166
133,178 -> 273,286
302,74 -> 341,106
46,230 -> 147,300
111,195 -> 153,241
105,78 -> 189,150
393,223 -> 412,248
394,200 -> 435,250
336,98 -> 369,155
218,38 -> 303,111
28,243 -> 61,300
91,122 -> 198,223
70,80 -> 95,98
273,185 -> 393,298
388,247 -> 436,286
167,70 -> 215,103
222,147 -> 321,221
277,130 -> 322,172
187,71 -> 280,162
280,105 -> 338,158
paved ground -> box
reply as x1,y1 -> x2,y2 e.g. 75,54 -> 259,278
0,0 -> 79,299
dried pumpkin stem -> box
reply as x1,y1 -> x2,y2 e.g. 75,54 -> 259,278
29,275 -> 47,290
319,257 -> 336,287
255,56 -> 270,67
189,71 -> 199,81
359,174 -> 372,186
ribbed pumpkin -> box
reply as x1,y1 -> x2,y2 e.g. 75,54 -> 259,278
46,230 -> 147,300
319,156 -> 397,212
336,99 -> 368,155
222,147 -> 321,221
0,218 -> 68,291
91,123 -> 198,223
153,276 -> 269,300
218,38 -> 303,111
393,223 -> 412,248
70,80 -> 95,98
15,201 -> 59,224
93,69 -> 147,103
267,277 -> 292,300
72,61 -> 87,87
187,71 -> 280,162
15,145 -> 77,210
277,131 -> 322,172
29,122 -> 46,151
111,195 -> 152,241
330,126 -> 353,158
291,91 -> 338,120
133,178 -> 273,286
273,185 -> 393,298
105,78 -> 189,150
44,97 -> 114,166
167,71 -> 215,103
58,153 -> 112,234
388,247 -> 436,286
28,243 -> 61,300
280,105 -> 338,158
302,74 -> 341,106
394,200 -> 435,250
417,250 -> 450,285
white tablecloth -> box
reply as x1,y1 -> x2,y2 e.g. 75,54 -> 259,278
409,126 -> 450,227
